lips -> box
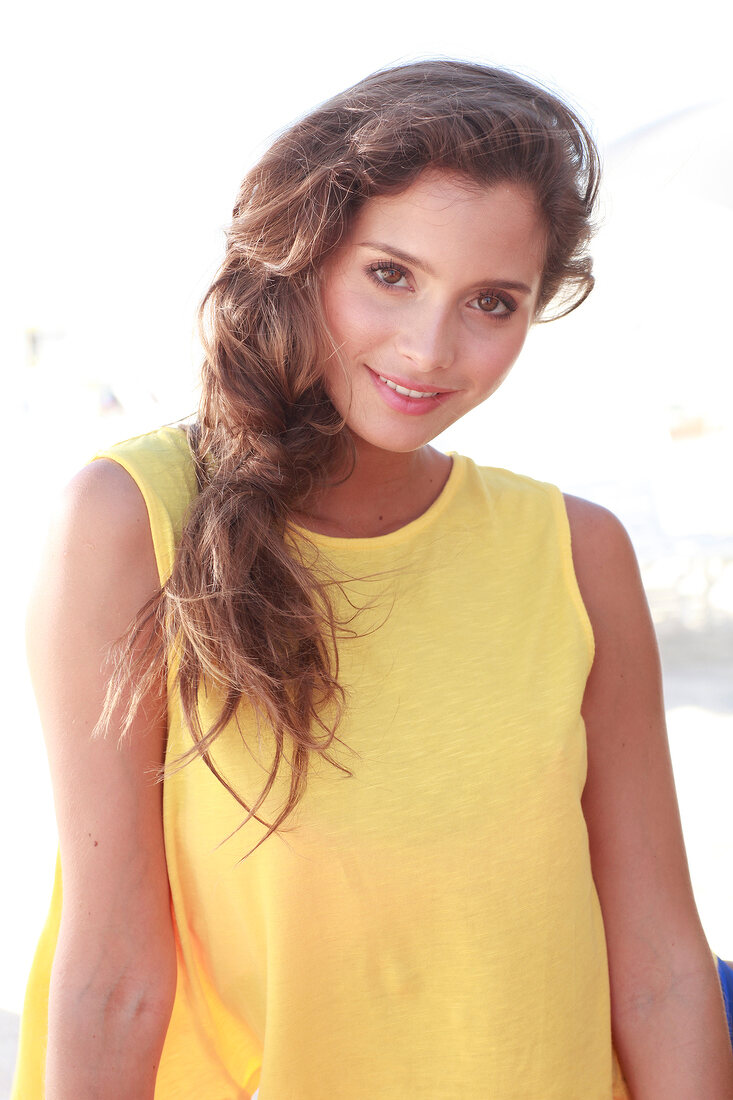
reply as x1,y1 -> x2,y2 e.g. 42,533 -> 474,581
368,366 -> 449,397
378,375 -> 440,399
365,365 -> 453,417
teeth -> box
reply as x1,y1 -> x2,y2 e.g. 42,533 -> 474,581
379,376 -> 440,398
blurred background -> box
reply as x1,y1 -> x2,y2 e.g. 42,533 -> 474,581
1,0 -> 731,1089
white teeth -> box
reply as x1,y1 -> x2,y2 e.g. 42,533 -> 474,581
379,376 -> 440,398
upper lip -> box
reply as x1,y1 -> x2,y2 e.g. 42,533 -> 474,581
368,366 -> 453,394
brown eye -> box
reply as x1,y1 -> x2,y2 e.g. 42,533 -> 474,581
477,293 -> 504,313
378,266 -> 404,285
368,261 -> 409,289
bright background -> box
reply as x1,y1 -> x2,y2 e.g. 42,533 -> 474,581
1,0 -> 731,1074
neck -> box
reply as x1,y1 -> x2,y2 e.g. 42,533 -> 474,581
297,440 -> 452,538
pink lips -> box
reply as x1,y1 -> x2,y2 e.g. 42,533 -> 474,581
366,367 -> 453,416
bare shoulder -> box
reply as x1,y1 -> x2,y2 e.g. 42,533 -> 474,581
53,457 -> 155,565
562,493 -> 645,632
562,493 -> 639,580
34,458 -> 161,622
67,455 -> 145,504
562,492 -> 626,539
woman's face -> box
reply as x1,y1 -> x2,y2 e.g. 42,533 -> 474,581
320,170 -> 546,455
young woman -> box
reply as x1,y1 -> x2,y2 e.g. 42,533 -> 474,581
12,61 -> 733,1099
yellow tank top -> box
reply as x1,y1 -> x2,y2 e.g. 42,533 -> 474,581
13,426 -> 630,1099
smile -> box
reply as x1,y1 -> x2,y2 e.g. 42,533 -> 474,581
378,375 -> 441,399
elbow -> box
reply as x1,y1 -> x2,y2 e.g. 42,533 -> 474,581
49,955 -> 177,1053
102,970 -> 176,1033
52,910 -> 178,1029
46,971 -> 176,1094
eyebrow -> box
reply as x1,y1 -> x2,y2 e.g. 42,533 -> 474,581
357,240 -> 533,295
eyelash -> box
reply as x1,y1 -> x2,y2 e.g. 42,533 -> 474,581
367,260 -> 410,289
366,260 -> 517,319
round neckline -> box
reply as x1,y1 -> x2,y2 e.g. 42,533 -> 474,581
289,453 -> 466,550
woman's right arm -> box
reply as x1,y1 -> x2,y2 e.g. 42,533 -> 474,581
27,459 -> 177,1099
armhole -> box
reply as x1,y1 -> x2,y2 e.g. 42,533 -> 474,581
91,453 -> 176,587
549,484 -> 596,668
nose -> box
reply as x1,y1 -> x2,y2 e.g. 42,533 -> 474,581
394,301 -> 456,373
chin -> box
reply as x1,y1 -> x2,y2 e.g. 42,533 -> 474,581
346,424 -> 444,456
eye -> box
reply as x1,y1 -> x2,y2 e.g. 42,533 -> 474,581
472,292 -> 516,316
368,261 -> 409,288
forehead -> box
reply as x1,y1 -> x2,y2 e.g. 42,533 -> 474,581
345,170 -> 546,279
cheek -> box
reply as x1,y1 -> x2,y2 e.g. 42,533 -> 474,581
324,285 -> 390,353
470,325 -> 530,391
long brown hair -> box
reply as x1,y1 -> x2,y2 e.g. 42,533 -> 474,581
104,60 -> 601,847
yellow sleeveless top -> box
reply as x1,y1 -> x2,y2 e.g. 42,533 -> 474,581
13,426 -> 630,1099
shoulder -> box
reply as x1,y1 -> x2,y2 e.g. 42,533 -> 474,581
36,459 -> 160,623
561,497 -> 629,547
55,458 -> 154,564
562,494 -> 644,632
66,456 -> 149,515
563,492 -> 634,557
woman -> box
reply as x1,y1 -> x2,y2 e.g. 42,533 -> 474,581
12,60 -> 733,1098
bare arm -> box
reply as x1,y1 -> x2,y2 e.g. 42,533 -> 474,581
28,459 -> 176,1099
566,495 -> 733,1099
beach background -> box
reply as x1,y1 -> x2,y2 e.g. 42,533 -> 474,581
2,0 -> 731,1092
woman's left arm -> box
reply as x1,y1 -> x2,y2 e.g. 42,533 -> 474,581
565,495 -> 733,1099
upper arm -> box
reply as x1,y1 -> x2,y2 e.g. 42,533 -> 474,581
564,495 -> 706,992
28,458 -> 176,1002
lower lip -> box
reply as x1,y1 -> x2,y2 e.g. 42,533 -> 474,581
367,368 -> 452,416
